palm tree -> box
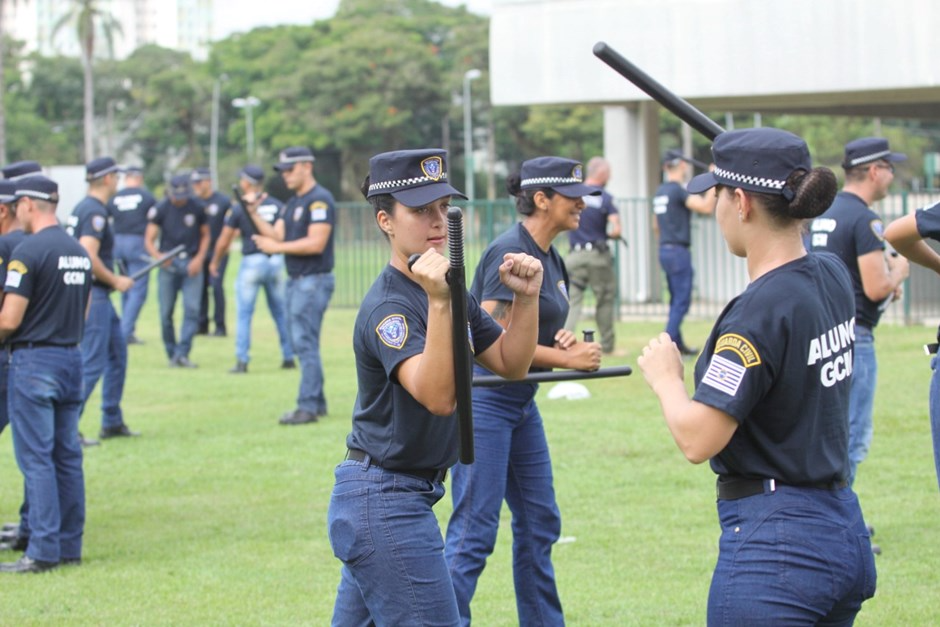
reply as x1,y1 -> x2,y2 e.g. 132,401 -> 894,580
52,0 -> 122,161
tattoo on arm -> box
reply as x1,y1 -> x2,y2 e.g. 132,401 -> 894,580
491,300 -> 512,322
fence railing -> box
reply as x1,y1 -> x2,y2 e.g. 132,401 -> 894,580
330,192 -> 940,328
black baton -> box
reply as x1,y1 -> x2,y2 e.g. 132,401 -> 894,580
231,185 -> 260,236
473,366 -> 633,387
131,244 -> 186,280
446,207 -> 474,464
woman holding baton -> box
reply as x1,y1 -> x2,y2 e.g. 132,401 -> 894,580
638,128 -> 876,624
327,148 -> 543,626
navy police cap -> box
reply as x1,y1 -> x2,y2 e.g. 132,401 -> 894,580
273,147 -> 315,172
14,175 -> 59,202
687,128 -> 812,196
2,160 -> 42,181
662,148 -> 686,165
123,165 -> 143,176
367,148 -> 466,207
169,174 -> 191,199
0,180 -> 15,203
86,156 -> 120,181
190,167 -> 211,182
842,137 -> 906,169
519,157 -> 601,198
240,165 -> 265,185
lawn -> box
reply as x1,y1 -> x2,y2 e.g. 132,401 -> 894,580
0,271 -> 938,625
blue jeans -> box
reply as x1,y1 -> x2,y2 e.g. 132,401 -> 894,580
114,234 -> 150,339
235,254 -> 292,363
158,258 -> 204,360
929,356 -> 940,492
328,460 -> 459,626
847,328 -> 876,486
286,273 -> 334,414
709,485 -> 876,625
445,379 -> 563,627
79,287 -> 127,430
199,253 -> 227,330
659,244 -> 694,349
8,346 -> 85,563
0,350 -> 30,539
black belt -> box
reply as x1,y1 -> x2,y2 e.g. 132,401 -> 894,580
716,476 -> 848,500
345,448 -> 447,483
9,342 -> 76,352
571,241 -> 608,253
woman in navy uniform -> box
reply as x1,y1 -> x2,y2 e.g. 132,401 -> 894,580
327,148 -> 543,626
445,156 -> 603,626
638,128 -> 876,624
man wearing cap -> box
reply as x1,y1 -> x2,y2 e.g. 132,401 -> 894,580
191,168 -> 232,337
209,165 -> 293,374
809,137 -> 910,487
0,175 -> 92,573
107,165 -> 156,344
652,149 -> 716,356
1,161 -> 42,182
145,174 -> 210,368
0,180 -> 30,555
68,157 -> 138,443
253,147 -> 335,425
564,156 -> 622,354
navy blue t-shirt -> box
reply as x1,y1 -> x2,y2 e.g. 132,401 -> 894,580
223,196 -> 285,256
69,196 -> 114,289
471,222 -> 569,371
693,253 -> 854,485
199,191 -> 232,244
346,264 -> 503,470
809,191 -> 887,329
4,226 -> 92,345
568,190 -> 617,246
281,184 -> 336,277
148,198 -> 207,256
0,229 -> 27,289
108,186 -> 156,236
653,181 -> 691,246
914,199 -> 940,239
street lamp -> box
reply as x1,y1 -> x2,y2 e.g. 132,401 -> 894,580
209,74 -> 229,189
463,68 -> 481,202
232,96 -> 261,162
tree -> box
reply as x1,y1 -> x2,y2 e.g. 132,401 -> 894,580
52,0 -> 122,161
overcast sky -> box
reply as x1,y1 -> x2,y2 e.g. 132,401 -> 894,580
213,0 -> 494,40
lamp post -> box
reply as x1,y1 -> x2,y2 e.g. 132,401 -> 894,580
209,74 -> 228,189
463,68 -> 481,202
232,95 -> 261,162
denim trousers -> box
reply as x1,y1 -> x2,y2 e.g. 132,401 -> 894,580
79,287 -> 127,430
847,328 -> 876,486
199,252 -> 227,330
286,273 -> 334,414
929,355 -> 940,491
445,380 -> 564,627
9,346 -> 85,563
234,254 -> 292,364
114,234 -> 150,339
709,485 -> 876,625
0,351 -> 30,538
328,460 -> 459,626
564,250 -> 617,353
158,259 -> 204,360
659,244 -> 694,349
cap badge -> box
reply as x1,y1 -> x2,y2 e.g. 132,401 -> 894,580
420,156 -> 444,181
572,164 -> 583,182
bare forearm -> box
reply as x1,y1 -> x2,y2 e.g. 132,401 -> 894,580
411,300 -> 456,415
494,295 -> 538,378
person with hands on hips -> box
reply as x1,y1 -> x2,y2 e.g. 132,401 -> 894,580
638,128 -> 876,625
445,156 -> 603,627
327,148 -> 542,626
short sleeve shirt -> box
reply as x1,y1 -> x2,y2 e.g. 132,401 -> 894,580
568,189 -> 617,246
471,222 -> 569,368
346,265 -> 504,470
653,181 -> 691,246
200,191 -> 232,244
281,184 -> 336,277
809,191 -> 887,328
0,229 -> 27,289
914,199 -> 940,240
108,186 -> 156,236
692,253 -> 854,485
148,198 -> 207,255
4,226 -> 92,345
69,196 -> 114,289
223,196 -> 285,256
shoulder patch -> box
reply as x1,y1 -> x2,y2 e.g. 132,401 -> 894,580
376,314 -> 408,349
8,259 -> 27,275
701,354 -> 747,397
310,201 -> 329,222
92,215 -> 106,232
714,333 -> 761,367
870,219 -> 885,241
147,207 -> 158,221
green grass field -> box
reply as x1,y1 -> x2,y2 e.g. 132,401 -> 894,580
1,270 -> 938,625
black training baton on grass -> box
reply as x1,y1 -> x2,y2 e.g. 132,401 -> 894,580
447,206 -> 475,464
593,41 -> 724,141
130,244 -> 186,281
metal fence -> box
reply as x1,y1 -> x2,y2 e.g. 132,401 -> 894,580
330,192 -> 940,328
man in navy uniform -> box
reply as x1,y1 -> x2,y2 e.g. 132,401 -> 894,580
191,168 -> 232,337
0,176 -> 92,573
253,147 -> 335,425
107,165 -> 156,344
145,174 -> 210,368
69,157 -> 138,441
209,165 -> 293,374
1,161 -> 42,183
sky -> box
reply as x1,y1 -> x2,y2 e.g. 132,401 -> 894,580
214,0 -> 494,40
